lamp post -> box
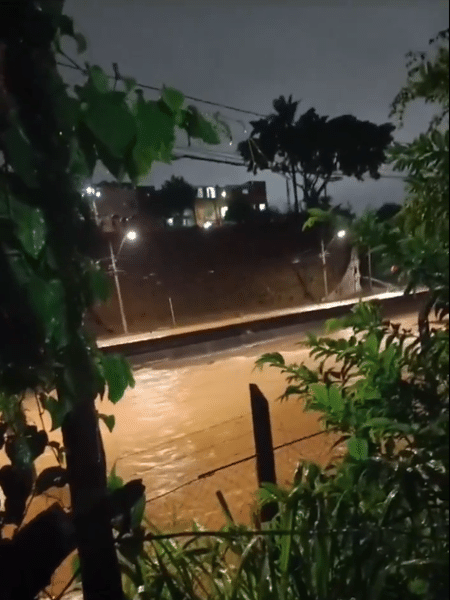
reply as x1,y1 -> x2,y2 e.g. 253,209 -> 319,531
108,229 -> 138,334
320,229 -> 347,301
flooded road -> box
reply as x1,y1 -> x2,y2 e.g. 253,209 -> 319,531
21,309 -> 419,524
3,310 -> 419,594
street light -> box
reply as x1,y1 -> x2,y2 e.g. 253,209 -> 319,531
320,229 -> 348,300
117,229 -> 138,256
109,229 -> 139,334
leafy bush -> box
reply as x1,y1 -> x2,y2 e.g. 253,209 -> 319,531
116,29 -> 449,600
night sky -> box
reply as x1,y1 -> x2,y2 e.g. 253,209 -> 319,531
64,0 -> 449,213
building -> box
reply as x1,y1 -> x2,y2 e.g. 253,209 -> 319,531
83,181 -> 139,233
83,180 -> 268,231
194,181 -> 268,228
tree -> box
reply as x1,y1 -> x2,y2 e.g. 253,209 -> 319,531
158,175 -> 197,223
0,2 -> 226,598
225,195 -> 258,224
254,29 -> 449,598
375,202 -> 402,222
238,96 -> 395,214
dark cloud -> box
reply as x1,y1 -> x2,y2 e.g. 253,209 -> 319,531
64,0 -> 449,212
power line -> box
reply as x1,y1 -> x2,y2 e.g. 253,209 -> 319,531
172,153 -> 244,167
56,60 -> 267,118
57,58 -> 406,180
173,149 -> 407,179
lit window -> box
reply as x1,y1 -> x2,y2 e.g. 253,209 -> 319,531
242,188 -> 248,194
221,190 -> 227,198
220,206 -> 228,218
167,218 -> 174,225
206,186 -> 216,199
259,203 -> 266,211
197,188 -> 203,198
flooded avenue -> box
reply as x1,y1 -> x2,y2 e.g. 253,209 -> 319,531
26,309 -> 417,523
2,309 -> 418,594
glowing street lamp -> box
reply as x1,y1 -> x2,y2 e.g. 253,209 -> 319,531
125,229 -> 138,242
117,229 -> 138,255
109,229 -> 139,334
320,229 -> 348,300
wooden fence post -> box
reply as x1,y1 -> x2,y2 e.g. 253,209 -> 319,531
249,384 -> 278,523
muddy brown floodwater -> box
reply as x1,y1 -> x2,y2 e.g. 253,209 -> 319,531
4,310 -> 418,596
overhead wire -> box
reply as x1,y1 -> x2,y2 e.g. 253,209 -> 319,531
56,59 -> 267,118
57,58 -> 406,179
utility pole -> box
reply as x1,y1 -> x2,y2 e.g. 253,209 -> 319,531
368,248 -> 373,291
109,241 -> 128,334
285,176 -> 291,213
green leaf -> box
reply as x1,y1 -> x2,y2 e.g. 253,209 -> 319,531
123,77 -> 137,93
95,138 -> 126,180
255,352 -> 285,369
89,66 -> 110,94
28,278 -> 68,347
347,436 -> 369,460
98,413 -> 116,433
10,198 -> 47,259
132,99 -> 177,177
83,93 -> 136,159
57,14 -> 75,37
101,353 -> 135,404
24,426 -> 48,461
3,124 -> 38,188
365,332 -> 380,354
362,417 -> 393,429
74,33 -> 87,54
213,111 -> 233,142
68,136 -> 92,182
310,383 -> 330,407
161,86 -> 185,113
328,386 -> 345,413
44,396 -> 71,431
88,263 -> 112,303
258,482 -> 288,503
408,579 -> 429,596
325,317 -> 344,333
5,437 -> 33,469
130,494 -> 146,530
77,122 -> 98,174
313,534 -> 330,599
182,106 -> 221,144
35,466 -> 68,494
108,464 -> 124,491
72,554 -> 81,582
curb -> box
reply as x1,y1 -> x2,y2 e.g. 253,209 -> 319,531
100,290 -> 428,363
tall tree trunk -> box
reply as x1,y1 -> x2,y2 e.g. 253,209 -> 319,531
2,22 -> 124,600
62,400 -> 124,600
291,165 -> 300,214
